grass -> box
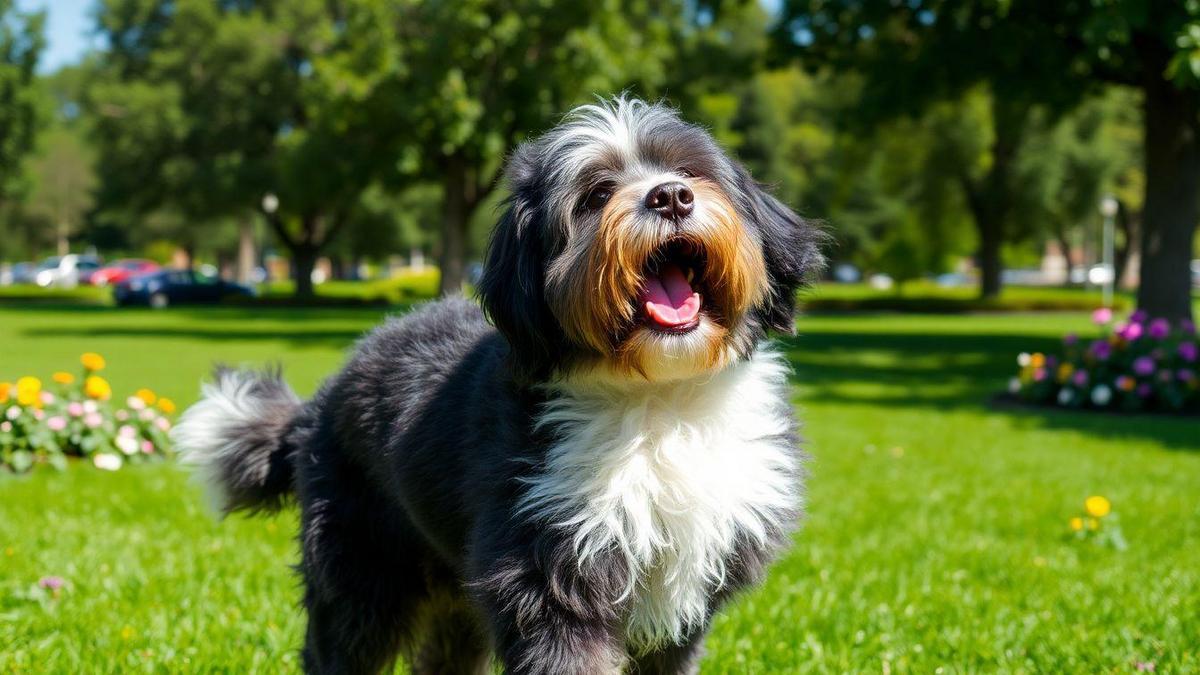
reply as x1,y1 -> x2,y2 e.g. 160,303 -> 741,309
1,303 -> 1198,672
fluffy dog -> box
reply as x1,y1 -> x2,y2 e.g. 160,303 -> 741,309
174,97 -> 823,674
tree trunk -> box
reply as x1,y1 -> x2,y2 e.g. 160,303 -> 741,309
237,219 -> 256,285
978,213 -> 1003,299
1055,228 -> 1074,287
1137,76 -> 1200,323
292,243 -> 317,300
1114,203 -> 1138,289
438,155 -> 470,296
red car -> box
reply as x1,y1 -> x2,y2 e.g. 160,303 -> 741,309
91,259 -> 160,287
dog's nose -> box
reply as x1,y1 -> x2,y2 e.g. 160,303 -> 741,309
644,182 -> 694,220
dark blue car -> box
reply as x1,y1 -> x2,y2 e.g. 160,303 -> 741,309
113,269 -> 254,308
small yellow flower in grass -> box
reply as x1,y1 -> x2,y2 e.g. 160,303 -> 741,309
1069,517 -> 1083,532
120,626 -> 135,640
84,376 -> 112,401
157,397 -> 176,414
16,377 -> 42,406
1085,495 -> 1111,518
80,352 -> 106,372
136,388 -> 157,406
0,381 -> 10,403
1086,518 -> 1099,531
52,371 -> 75,385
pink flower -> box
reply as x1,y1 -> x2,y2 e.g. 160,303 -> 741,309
139,409 -> 155,421
0,421 -> 11,433
1180,342 -> 1198,363
6,406 -> 20,420
1148,318 -> 1171,340
67,402 -> 84,417
141,440 -> 154,454
118,425 -> 136,438
38,576 -> 65,591
155,417 -> 171,432
1063,333 -> 1079,346
1129,309 -> 1148,324
1033,367 -> 1047,382
40,391 -> 55,405
1071,370 -> 1089,387
1092,308 -> 1113,325
32,409 -> 44,420
115,409 -> 129,421
1132,356 -> 1155,376
1118,322 -> 1143,341
84,412 -> 103,428
46,416 -> 67,432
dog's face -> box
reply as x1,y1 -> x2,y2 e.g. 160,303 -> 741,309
479,98 -> 822,382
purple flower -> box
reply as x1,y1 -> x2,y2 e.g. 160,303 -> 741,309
1118,322 -> 1144,341
38,576 -> 64,591
1132,356 -> 1155,376
1181,319 -> 1196,335
1063,333 -> 1079,346
1071,370 -> 1089,387
1180,342 -> 1198,363
1136,383 -> 1153,398
1130,309 -> 1148,324
1092,308 -> 1113,325
1148,318 -> 1171,340
1179,369 -> 1195,383
1090,340 -> 1112,360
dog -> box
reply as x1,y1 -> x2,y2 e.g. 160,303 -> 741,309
173,96 -> 823,674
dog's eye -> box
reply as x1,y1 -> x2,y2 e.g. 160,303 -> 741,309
585,185 -> 613,210
677,168 -> 696,178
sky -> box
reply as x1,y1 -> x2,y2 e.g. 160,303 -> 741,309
16,0 -> 100,73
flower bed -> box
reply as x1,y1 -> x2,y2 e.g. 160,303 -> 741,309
1009,309 -> 1199,414
0,353 -> 176,473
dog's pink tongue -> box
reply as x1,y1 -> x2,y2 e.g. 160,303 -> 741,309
640,263 -> 701,327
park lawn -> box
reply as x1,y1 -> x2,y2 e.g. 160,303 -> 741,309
1,304 -> 1198,673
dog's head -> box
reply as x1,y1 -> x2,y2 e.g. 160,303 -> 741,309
479,97 -> 823,383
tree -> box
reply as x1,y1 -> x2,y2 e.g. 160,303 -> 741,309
0,1 -> 43,204
778,0 -> 1200,320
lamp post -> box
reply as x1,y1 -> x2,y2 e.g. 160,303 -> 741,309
1099,196 -> 1118,309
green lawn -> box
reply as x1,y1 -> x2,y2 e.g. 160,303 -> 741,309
1,303 -> 1198,672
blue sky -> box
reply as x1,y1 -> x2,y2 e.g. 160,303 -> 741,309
16,0 -> 100,73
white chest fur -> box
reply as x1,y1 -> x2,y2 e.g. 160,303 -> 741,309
516,350 -> 799,650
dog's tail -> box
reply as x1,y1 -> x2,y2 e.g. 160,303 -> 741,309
172,366 -> 302,515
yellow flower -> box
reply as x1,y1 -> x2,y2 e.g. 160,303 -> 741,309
16,377 -> 42,407
1069,517 -> 1083,532
1056,363 -> 1074,383
0,382 -> 10,403
1029,353 -> 1046,369
81,352 -> 106,372
52,371 -> 75,385
1084,495 -> 1111,518
136,388 -> 157,406
84,376 -> 112,401
157,398 -> 176,414
1086,518 -> 1099,531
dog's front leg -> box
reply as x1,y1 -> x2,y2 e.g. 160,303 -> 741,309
470,527 -> 630,675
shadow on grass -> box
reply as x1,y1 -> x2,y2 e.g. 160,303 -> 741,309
782,330 -> 1199,451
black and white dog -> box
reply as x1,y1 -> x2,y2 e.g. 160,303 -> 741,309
174,97 -> 822,674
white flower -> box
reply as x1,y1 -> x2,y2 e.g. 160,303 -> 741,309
115,409 -> 129,421
1057,388 -> 1074,405
93,453 -> 123,471
1008,377 -> 1022,394
139,409 -> 156,421
1017,352 -> 1031,367
5,406 -> 20,420
126,396 -> 146,411
0,421 -> 11,432
83,400 -> 98,414
116,435 -> 139,456
155,417 -> 171,432
1091,384 -> 1113,407
118,424 -> 136,437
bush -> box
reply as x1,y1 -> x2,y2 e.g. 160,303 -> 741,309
0,353 -> 176,473
1008,309 -> 1199,414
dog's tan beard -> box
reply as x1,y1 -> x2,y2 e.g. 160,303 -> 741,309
547,179 -> 768,380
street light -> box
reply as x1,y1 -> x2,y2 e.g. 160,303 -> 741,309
1099,196 -> 1118,309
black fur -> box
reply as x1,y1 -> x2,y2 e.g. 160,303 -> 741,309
184,99 -> 822,674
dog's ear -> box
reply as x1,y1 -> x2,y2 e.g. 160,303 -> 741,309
738,167 -> 825,334
477,155 -> 563,382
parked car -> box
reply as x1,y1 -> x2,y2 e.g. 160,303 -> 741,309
92,259 -> 161,287
0,262 -> 37,286
113,269 -> 254,308
34,254 -> 103,288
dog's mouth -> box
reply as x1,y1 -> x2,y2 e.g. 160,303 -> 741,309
637,240 -> 706,334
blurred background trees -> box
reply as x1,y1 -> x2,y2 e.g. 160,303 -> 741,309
0,0 -> 1197,319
